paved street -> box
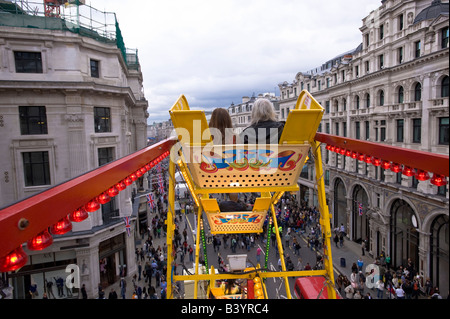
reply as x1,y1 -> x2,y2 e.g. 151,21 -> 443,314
106,196 -> 385,300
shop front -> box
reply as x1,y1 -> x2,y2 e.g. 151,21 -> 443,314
98,233 -> 127,287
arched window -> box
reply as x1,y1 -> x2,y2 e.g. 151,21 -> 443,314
355,95 -> 360,109
430,214 -> 449,296
365,93 -> 370,108
379,90 -> 385,106
398,86 -> 404,103
390,199 -> 419,269
414,83 -> 422,101
442,76 -> 449,97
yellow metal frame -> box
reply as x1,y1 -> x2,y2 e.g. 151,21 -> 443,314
166,90 -> 336,299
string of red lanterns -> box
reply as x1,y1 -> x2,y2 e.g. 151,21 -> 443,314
325,144 -> 447,187
0,151 -> 170,273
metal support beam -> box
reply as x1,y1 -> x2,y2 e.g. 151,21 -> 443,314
0,138 -> 176,259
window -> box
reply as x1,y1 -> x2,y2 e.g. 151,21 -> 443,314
380,120 -> 386,142
439,117 -> 449,145
441,27 -> 449,49
365,61 -> 369,73
442,76 -> 449,98
414,83 -> 422,101
412,119 -> 421,143
398,47 -> 403,63
22,151 -> 50,186
379,24 -> 384,40
98,147 -> 114,166
19,106 -> 48,135
90,59 -> 100,78
396,119 -> 404,142
365,33 -> 370,48
379,90 -> 384,106
355,95 -> 360,109
325,101 -> 330,114
379,54 -> 384,69
398,86 -> 404,103
94,107 -> 111,133
398,14 -> 404,31
343,122 -> 347,138
365,121 -> 370,140
415,41 -> 421,58
14,51 -> 43,73
355,121 -> 360,140
355,66 -> 359,77
365,94 -> 370,108
325,123 -> 330,134
335,122 -> 339,136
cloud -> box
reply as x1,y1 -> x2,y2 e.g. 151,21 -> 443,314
91,0 -> 381,123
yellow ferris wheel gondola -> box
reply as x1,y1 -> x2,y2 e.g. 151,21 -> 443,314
166,90 -> 336,299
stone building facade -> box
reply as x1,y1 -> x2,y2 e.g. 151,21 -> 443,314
0,3 -> 147,298
278,0 -> 449,293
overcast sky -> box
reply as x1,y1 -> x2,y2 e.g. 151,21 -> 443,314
91,0 -> 381,124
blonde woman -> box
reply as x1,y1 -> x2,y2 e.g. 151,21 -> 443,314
239,98 -> 284,144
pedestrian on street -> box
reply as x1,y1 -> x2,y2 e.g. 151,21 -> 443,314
361,240 -> 366,256
376,279 -> 384,299
256,246 -> 262,264
333,233 -> 339,248
339,232 -> 344,247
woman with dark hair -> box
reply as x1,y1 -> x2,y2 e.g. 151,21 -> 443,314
209,108 -> 236,144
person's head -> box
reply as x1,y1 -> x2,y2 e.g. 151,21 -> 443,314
209,108 -> 233,144
250,98 -> 277,125
228,193 -> 238,202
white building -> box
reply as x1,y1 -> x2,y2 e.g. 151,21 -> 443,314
0,1 -> 148,298
278,0 -> 449,294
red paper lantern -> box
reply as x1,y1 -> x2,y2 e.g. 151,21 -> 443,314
136,170 -> 143,178
431,174 -> 447,187
339,148 -> 346,155
115,181 -> 127,191
402,166 -> 415,177
129,173 -> 138,181
0,246 -> 28,272
97,192 -> 111,205
145,164 -> 151,171
123,177 -> 133,186
364,155 -> 372,164
351,151 -> 358,159
415,170 -> 430,181
69,207 -> 89,223
107,186 -> 120,197
357,153 -> 365,161
85,198 -> 100,212
390,162 -> 402,173
335,147 -> 341,154
381,160 -> 391,170
371,157 -> 381,166
27,230 -> 53,250
140,167 -> 147,174
50,216 -> 72,235
345,150 -> 352,157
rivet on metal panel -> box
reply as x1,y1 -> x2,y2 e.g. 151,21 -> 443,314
18,218 -> 29,230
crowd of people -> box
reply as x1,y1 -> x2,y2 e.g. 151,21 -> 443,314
93,98 -> 447,300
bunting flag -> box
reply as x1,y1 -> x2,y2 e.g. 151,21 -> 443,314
123,216 -> 131,237
146,193 -> 155,209
158,176 -> 165,194
358,202 -> 363,216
